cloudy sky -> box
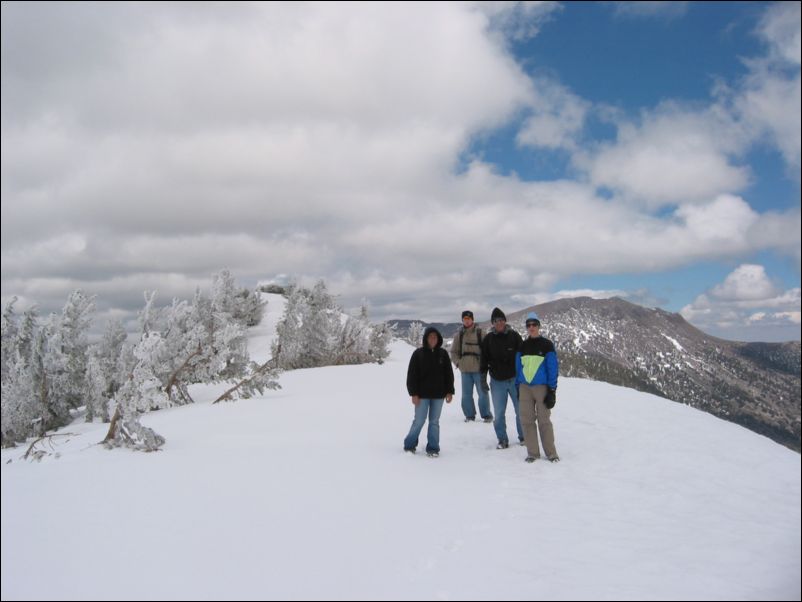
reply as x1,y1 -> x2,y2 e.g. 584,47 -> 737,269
2,1 -> 800,342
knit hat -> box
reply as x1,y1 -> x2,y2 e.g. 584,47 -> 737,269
461,310 -> 474,319
525,312 -> 541,327
491,307 -> 506,323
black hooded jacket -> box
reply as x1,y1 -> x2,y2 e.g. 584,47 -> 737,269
480,325 -> 523,381
406,327 -> 455,398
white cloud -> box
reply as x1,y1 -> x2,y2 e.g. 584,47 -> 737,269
472,1 -> 563,41
756,1 -> 801,67
673,195 -> 758,248
575,2 -> 800,202
709,264 -> 779,302
577,107 -> 751,206
497,268 -> 529,286
733,2 -> 801,172
735,67 -> 801,173
609,2 -> 689,20
517,77 -> 590,150
0,2 -> 798,330
681,264 -> 801,341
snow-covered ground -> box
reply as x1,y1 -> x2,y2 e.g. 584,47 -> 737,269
2,296 -> 800,601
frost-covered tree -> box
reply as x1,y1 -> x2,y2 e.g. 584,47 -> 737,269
2,271 -> 273,452
1,298 -> 22,384
337,313 -> 371,366
1,349 -> 37,446
84,353 -> 107,423
233,288 -> 266,327
157,274 -> 252,403
209,271 -> 251,380
103,332 -> 169,452
1,301 -> 75,445
159,297 -> 202,404
30,320 -> 71,436
303,281 -> 342,367
272,284 -> 310,369
82,318 -> 128,424
54,290 -> 96,410
140,290 -> 159,335
273,281 -> 339,369
336,304 -> 392,365
97,319 -> 128,410
368,321 -> 393,364
274,282 -> 391,369
406,321 -> 425,347
102,270 -> 277,450
17,307 -> 38,371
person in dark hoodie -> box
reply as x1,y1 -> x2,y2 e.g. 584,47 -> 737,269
481,307 -> 524,449
404,326 -> 455,457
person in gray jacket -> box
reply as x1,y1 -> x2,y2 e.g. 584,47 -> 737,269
450,310 -> 493,423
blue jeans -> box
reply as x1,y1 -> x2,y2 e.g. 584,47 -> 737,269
490,377 -> 523,444
461,372 -> 492,420
404,398 -> 445,453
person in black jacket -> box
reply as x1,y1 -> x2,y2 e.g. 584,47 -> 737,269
404,327 -> 454,457
481,307 -> 524,449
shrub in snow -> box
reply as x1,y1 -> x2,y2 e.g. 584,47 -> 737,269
273,282 -> 391,369
406,321 -> 425,347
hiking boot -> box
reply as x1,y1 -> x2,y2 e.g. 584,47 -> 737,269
464,417 -> 476,422
482,416 -> 493,423
525,456 -> 537,463
496,441 -> 509,450
426,451 -> 440,458
548,456 -> 560,463
404,447 -> 416,454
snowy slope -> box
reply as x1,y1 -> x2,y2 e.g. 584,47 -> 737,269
2,295 -> 800,601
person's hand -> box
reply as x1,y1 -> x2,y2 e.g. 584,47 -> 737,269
445,394 -> 453,403
481,373 -> 490,392
544,389 -> 556,409
411,395 -> 420,406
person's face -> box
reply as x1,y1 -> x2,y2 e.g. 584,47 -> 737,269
493,318 -> 506,333
427,332 -> 438,348
526,322 -> 540,336
462,316 -> 474,328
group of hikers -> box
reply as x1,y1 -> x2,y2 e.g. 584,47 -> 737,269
404,307 -> 560,463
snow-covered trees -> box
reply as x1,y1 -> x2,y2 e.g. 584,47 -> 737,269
56,291 -> 96,409
2,271 -> 275,452
103,272 -> 275,451
2,272 -> 387,452
1,297 -> 90,446
406,321 -> 425,347
273,282 -> 391,369
90,319 -> 128,422
103,331 -> 171,452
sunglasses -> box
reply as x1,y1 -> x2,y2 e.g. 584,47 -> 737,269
526,322 -> 540,328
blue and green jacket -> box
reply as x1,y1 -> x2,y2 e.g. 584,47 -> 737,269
515,336 -> 558,390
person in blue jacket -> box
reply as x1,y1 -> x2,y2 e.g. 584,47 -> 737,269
515,312 -> 560,463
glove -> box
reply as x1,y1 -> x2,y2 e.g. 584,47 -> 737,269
544,389 -> 556,409
481,373 -> 490,392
